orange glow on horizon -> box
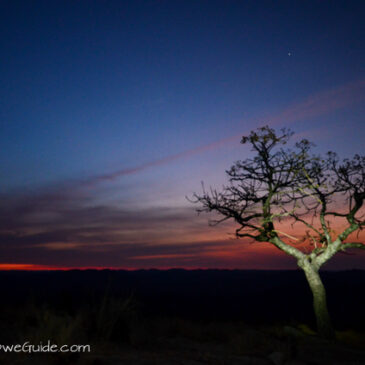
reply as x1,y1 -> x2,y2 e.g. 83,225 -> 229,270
1,215 -> 363,271
0,263 -> 136,271
0,263 -> 229,271
0,263 -> 67,271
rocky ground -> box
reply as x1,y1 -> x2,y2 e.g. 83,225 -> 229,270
86,326 -> 365,365
1,270 -> 364,365
3,322 -> 364,365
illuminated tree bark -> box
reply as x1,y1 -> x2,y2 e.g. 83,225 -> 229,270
299,259 -> 334,338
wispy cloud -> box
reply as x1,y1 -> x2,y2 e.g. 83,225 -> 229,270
1,183 -> 276,269
77,78 -> 365,188
81,134 -> 238,187
270,78 -> 365,124
0,189 -> 224,261
1,174 -> 364,269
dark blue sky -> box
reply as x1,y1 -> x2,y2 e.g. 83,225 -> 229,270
0,1 -> 364,269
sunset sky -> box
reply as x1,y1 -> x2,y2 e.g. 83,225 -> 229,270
1,1 -> 364,270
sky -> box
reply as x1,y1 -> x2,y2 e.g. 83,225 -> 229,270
0,0 -> 364,270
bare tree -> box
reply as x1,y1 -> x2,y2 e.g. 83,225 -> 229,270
191,126 -> 365,339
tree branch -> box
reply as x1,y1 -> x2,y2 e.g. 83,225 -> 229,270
340,242 -> 365,251
269,236 -> 306,260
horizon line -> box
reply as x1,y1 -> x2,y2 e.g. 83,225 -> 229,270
0,264 -> 360,272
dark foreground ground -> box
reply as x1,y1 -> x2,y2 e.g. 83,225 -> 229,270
0,269 -> 364,364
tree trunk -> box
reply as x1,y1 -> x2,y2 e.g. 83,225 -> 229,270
301,263 -> 335,339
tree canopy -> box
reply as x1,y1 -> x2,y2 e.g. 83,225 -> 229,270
192,126 -> 365,338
